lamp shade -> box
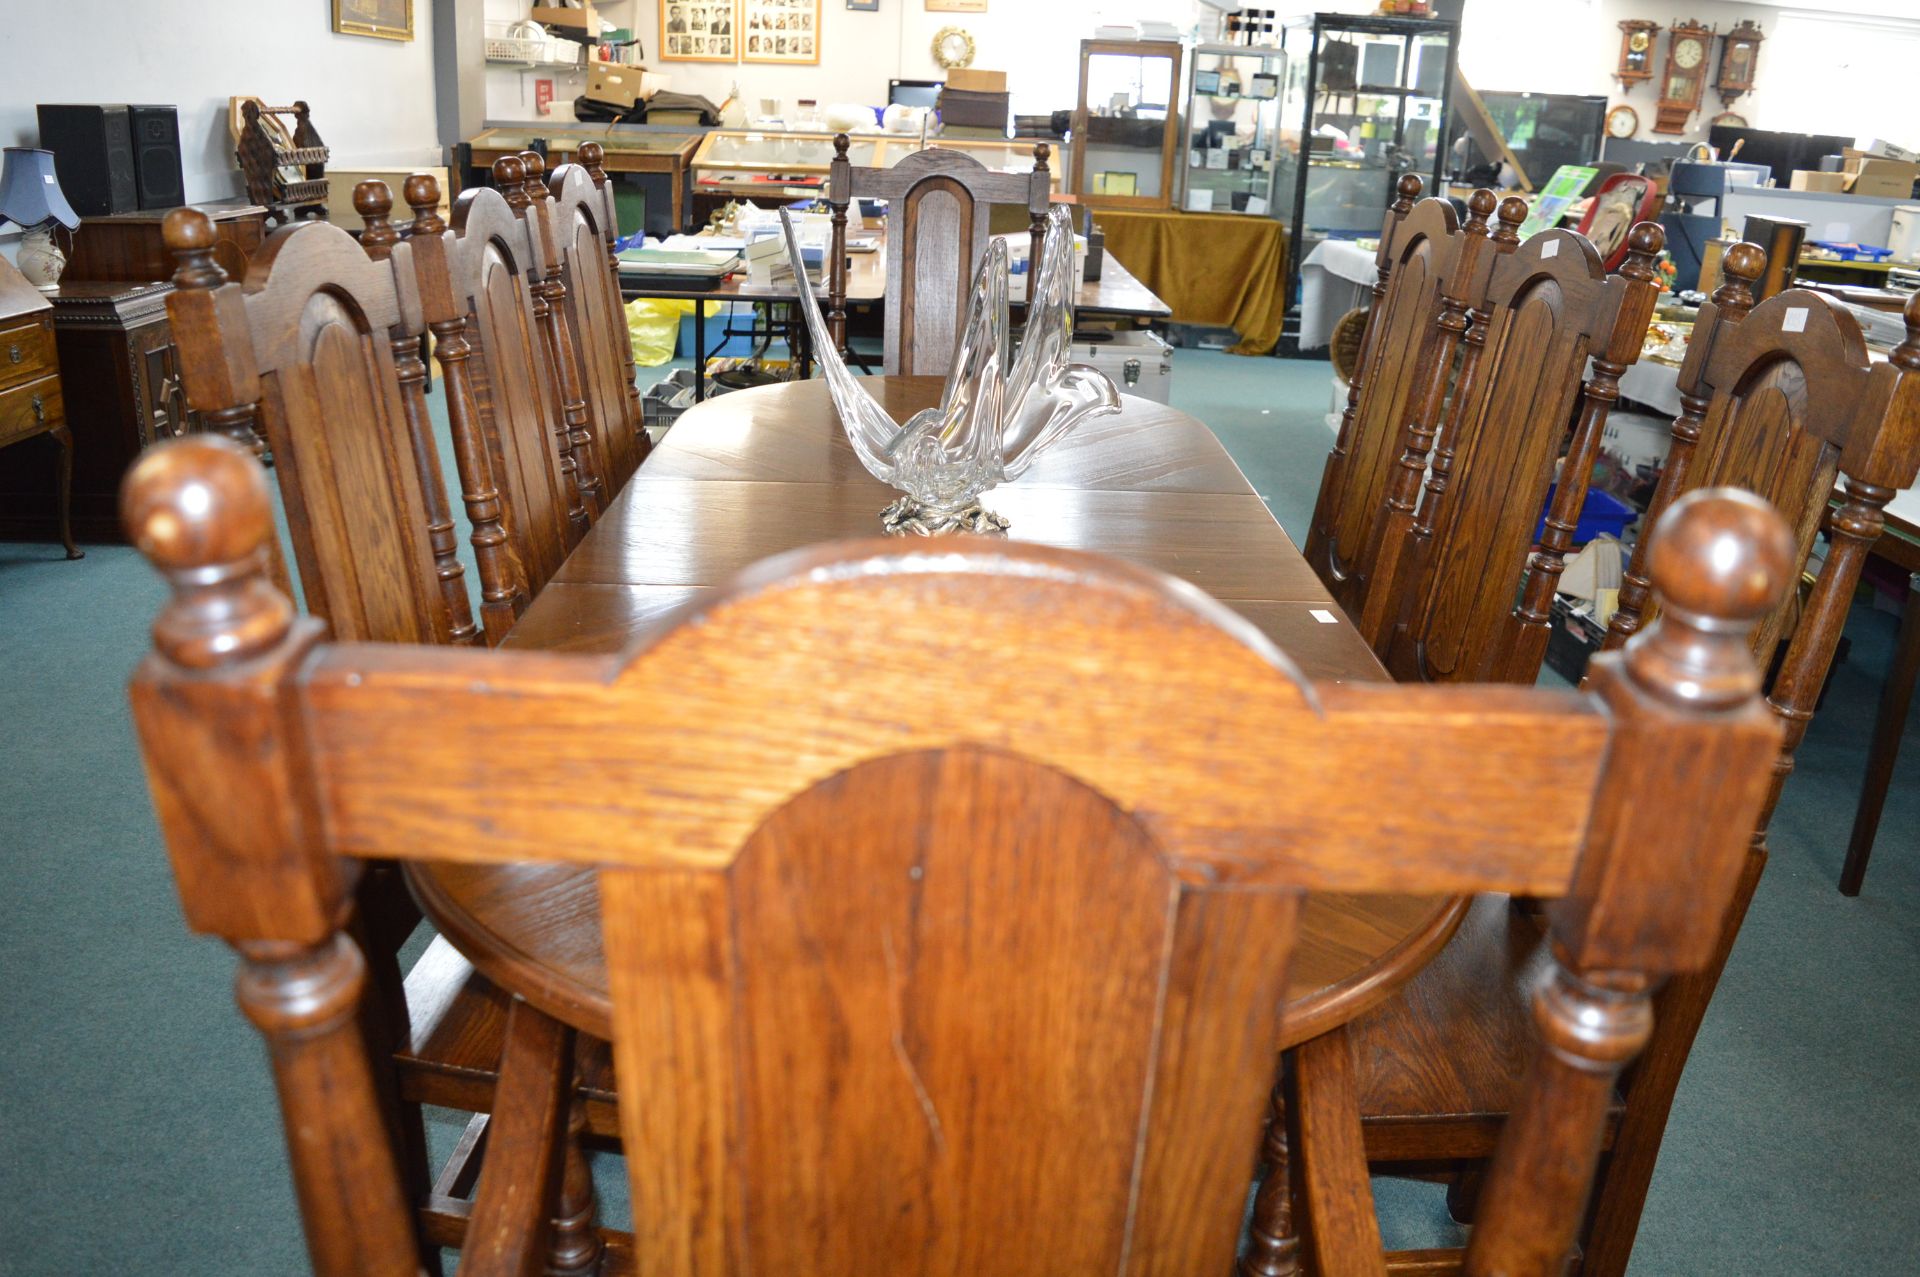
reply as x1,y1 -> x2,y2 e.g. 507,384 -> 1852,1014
0,148 -> 80,232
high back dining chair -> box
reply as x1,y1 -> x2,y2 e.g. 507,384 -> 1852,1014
1303,177 -> 1485,620
126,433 -> 1788,1277
824,133 -> 1052,375
547,157 -> 648,493
503,149 -> 608,524
162,207 -> 468,647
1338,260 -> 1920,1277
1373,220 -> 1669,683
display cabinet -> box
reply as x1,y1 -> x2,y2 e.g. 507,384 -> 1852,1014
1274,12 -> 1457,305
689,131 -> 1066,202
1181,43 -> 1287,216
1071,39 -> 1185,210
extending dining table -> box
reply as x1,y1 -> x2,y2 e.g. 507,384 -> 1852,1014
407,378 -> 1466,1067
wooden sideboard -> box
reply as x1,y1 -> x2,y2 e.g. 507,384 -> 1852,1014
0,202 -> 267,544
0,258 -> 79,558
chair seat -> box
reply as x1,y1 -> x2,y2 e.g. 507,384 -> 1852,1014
397,936 -> 621,1139
1352,894 -> 1625,1162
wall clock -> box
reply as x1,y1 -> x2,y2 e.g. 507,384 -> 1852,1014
1606,104 -> 1639,141
1716,20 -> 1763,106
1615,20 -> 1659,88
932,26 -> 975,69
1654,20 -> 1713,135
1711,111 -> 1748,130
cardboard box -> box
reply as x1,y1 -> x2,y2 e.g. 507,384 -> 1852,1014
1842,149 -> 1920,199
1791,169 -> 1848,193
946,68 -> 1007,93
531,4 -> 598,35
587,64 -> 658,108
1855,137 -> 1919,163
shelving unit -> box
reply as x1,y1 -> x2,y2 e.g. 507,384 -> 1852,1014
1181,43 -> 1287,217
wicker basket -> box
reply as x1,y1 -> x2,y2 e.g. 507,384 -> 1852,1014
1329,307 -> 1370,383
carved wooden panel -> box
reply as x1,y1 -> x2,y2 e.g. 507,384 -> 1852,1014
602,745 -> 1293,1276
1327,201 -> 1459,582
549,166 -> 641,493
892,176 -> 978,378
1403,233 -> 1616,683
454,193 -> 575,595
241,227 -> 447,644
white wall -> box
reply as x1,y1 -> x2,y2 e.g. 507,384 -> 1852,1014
1,0 -> 444,206
1458,0 -> 1920,146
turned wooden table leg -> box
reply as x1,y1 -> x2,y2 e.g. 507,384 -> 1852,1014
1840,571 -> 1920,896
1240,1074 -> 1302,1277
546,1084 -> 603,1277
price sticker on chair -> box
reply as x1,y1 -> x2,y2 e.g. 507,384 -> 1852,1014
1309,608 -> 1338,624
1541,239 -> 1560,259
1783,307 -> 1808,333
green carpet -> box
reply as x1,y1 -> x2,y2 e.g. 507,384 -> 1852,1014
0,351 -> 1913,1273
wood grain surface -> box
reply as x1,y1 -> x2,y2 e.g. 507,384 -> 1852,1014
410,378 -> 1466,1048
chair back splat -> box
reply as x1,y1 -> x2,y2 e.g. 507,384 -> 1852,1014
124,430 -> 1795,1277
825,132 -> 1052,376
548,156 -> 646,492
578,142 -> 652,466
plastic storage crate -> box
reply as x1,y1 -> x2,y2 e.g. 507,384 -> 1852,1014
1533,485 -> 1634,546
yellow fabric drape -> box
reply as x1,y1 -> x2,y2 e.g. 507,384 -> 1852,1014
1095,211 -> 1290,356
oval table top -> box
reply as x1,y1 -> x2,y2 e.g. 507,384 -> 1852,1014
410,376 -> 1466,1050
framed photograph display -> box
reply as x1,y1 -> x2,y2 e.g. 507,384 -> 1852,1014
848,0 -> 879,9
742,0 -> 820,64
332,0 -> 412,40
661,0 -> 739,62
927,0 -> 988,11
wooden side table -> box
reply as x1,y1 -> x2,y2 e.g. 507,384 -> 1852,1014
0,258 -> 80,558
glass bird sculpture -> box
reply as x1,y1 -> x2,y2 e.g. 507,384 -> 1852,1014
780,203 -> 1120,534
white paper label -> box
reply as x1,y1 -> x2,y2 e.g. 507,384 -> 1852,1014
1309,608 -> 1338,624
1186,189 -> 1216,212
1541,238 -> 1560,259
1245,195 -> 1269,216
1783,307 -> 1808,333
43,174 -> 55,184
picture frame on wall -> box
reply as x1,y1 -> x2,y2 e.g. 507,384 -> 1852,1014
661,0 -> 740,62
332,0 -> 412,40
848,0 -> 879,10
926,0 -> 987,11
741,0 -> 820,65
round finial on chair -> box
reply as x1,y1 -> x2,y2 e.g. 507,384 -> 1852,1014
1627,221 -> 1665,257
124,435 -> 272,573
1894,287 -> 1920,371
519,149 -> 547,180
122,437 -> 294,669
354,180 -> 399,257
492,155 -> 530,212
1626,487 -> 1794,708
1464,187 -> 1496,229
403,173 -> 444,235
1493,196 -> 1528,245
1714,242 -> 1766,316
352,180 -> 392,221
164,207 -> 225,290
833,133 -> 850,159
1395,173 -> 1423,203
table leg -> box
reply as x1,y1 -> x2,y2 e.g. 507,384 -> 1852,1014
53,423 -> 82,560
1840,572 -> 1920,896
694,302 -> 707,403
793,303 -> 812,381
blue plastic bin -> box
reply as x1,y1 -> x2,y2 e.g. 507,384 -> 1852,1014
1533,485 -> 1634,545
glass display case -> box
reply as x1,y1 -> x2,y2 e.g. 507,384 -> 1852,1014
1071,39 -> 1185,211
1274,13 -> 1457,304
1181,43 -> 1287,217
690,131 -> 1067,201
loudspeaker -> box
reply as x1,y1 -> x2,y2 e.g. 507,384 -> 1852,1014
129,105 -> 183,209
35,104 -> 137,217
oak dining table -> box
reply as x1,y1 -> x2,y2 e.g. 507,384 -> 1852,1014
406,377 -> 1467,1059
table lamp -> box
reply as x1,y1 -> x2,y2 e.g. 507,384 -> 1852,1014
0,148 -> 80,293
